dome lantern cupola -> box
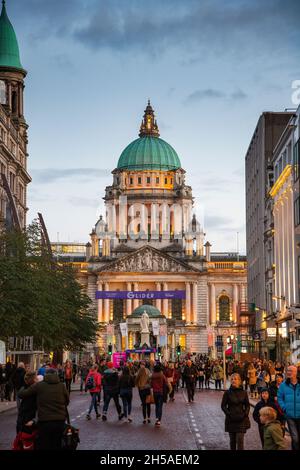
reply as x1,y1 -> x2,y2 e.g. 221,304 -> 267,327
139,99 -> 160,138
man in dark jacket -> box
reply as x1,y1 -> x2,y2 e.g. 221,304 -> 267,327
18,368 -> 69,450
183,360 -> 197,403
101,362 -> 123,421
12,362 -> 26,409
16,371 -> 37,434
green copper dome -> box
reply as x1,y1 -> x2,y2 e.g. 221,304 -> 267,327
117,136 -> 181,171
131,304 -> 163,318
117,101 -> 182,171
0,1 -> 23,70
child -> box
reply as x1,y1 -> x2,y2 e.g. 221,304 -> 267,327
259,406 -> 286,450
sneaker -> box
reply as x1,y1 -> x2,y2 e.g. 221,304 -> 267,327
86,414 -> 91,420
147,419 -> 151,423
143,419 -> 147,424
118,413 -> 125,421
155,420 -> 161,426
96,414 -> 101,419
102,414 -> 107,421
128,417 -> 132,423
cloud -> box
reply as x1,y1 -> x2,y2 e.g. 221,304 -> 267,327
185,89 -> 225,104
30,168 -> 110,184
68,197 -> 100,208
204,215 -> 233,229
184,88 -> 248,105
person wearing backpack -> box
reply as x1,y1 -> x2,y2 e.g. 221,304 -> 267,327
85,364 -> 101,420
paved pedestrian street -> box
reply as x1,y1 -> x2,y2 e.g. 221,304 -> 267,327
0,388 -> 291,451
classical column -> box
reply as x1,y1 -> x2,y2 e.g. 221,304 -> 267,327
119,195 -> 127,240
133,282 -> 139,310
151,203 -> 159,240
104,282 -> 110,323
156,282 -> 162,312
185,282 -> 191,323
163,282 -> 169,318
210,283 -> 216,324
97,281 -> 103,323
233,284 -> 238,323
126,282 -> 132,316
192,282 -> 198,324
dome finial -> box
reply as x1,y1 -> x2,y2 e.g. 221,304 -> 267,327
139,100 -> 160,138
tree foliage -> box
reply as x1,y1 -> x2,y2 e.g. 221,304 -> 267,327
0,221 -> 98,351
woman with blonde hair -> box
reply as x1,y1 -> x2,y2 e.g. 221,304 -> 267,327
135,363 -> 151,424
221,373 -> 251,450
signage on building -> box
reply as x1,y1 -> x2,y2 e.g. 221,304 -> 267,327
267,328 -> 277,337
95,290 -> 186,300
152,320 -> 159,336
119,323 -> 128,337
112,352 -> 127,368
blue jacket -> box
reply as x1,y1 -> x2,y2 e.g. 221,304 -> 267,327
277,379 -> 300,419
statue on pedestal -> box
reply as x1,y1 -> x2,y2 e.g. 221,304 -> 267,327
140,311 -> 150,347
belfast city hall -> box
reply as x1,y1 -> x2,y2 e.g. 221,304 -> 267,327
54,102 -> 248,361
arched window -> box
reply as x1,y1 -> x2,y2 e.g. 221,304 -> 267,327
219,295 -> 230,321
0,80 -> 6,104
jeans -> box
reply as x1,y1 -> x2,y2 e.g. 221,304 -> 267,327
88,392 -> 99,416
198,377 -> 204,389
154,393 -> 164,421
139,389 -> 151,419
37,420 -> 65,450
186,382 -> 195,402
120,388 -> 132,418
286,418 -> 300,450
65,379 -> 72,394
229,432 -> 245,450
215,379 -> 222,390
102,392 -> 122,416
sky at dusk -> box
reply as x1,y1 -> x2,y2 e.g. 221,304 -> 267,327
8,0 -> 300,253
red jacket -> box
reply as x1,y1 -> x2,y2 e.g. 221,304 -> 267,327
151,372 -> 168,394
85,370 -> 101,393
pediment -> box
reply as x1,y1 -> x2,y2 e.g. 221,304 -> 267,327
98,245 -> 199,273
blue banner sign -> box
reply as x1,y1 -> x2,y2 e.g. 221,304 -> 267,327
126,348 -> 157,354
95,290 -> 186,300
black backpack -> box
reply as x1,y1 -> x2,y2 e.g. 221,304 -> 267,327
86,375 -> 96,390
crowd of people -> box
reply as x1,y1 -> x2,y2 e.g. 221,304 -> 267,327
1,354 -> 300,451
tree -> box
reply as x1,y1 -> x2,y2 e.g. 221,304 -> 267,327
0,221 -> 98,352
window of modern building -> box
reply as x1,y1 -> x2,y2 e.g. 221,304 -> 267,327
294,139 -> 300,182
218,295 -> 231,321
295,197 -> 300,227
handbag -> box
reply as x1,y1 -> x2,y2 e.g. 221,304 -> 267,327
145,392 -> 155,405
62,408 -> 80,451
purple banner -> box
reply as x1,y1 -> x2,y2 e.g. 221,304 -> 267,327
95,290 -> 186,300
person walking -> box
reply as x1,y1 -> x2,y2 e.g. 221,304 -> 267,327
0,364 -> 6,402
135,363 -> 152,423
212,361 -> 223,391
64,360 -> 73,395
259,407 -> 286,450
16,371 -> 38,435
85,364 -> 101,420
277,365 -> 300,450
221,373 -> 251,450
197,363 -> 205,391
248,363 -> 258,398
151,363 -> 170,427
79,362 -> 89,394
165,363 -> 175,401
183,360 -> 197,402
12,362 -> 26,410
253,387 -> 280,447
119,366 -> 135,422
101,362 -> 123,422
204,362 -> 212,389
18,368 -> 69,450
